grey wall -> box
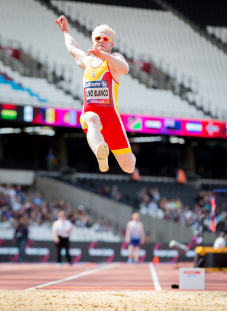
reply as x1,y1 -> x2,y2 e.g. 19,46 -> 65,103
0,169 -> 35,185
140,214 -> 216,244
36,177 -> 216,244
36,176 -> 132,231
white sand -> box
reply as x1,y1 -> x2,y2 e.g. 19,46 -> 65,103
1,289 -> 227,311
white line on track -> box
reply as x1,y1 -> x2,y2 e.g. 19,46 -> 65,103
26,262 -> 120,290
149,263 -> 161,291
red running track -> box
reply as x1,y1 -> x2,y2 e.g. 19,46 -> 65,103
0,262 -> 226,292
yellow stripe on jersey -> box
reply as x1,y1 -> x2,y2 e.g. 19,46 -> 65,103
114,82 -> 119,113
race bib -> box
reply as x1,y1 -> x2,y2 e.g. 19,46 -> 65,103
85,81 -> 109,104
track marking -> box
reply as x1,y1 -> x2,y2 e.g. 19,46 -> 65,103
37,286 -> 155,290
26,263 -> 120,290
0,264 -> 48,271
149,263 -> 161,291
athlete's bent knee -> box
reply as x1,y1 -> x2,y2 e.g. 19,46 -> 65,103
85,113 -> 100,126
121,157 -> 136,174
122,162 -> 135,174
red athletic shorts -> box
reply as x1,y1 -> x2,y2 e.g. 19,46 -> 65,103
80,106 -> 131,155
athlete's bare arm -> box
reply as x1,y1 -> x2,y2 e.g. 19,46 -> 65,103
140,223 -> 145,245
87,48 -> 129,81
125,223 -> 131,243
55,15 -> 91,69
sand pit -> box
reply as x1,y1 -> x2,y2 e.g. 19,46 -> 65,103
0,290 -> 227,311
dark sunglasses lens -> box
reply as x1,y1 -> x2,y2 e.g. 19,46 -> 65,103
103,37 -> 110,42
95,36 -> 101,41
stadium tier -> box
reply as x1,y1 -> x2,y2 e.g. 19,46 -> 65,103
163,0 -> 227,45
207,26 -> 227,45
0,0 -> 213,119
52,0 -> 227,119
0,61 -> 81,108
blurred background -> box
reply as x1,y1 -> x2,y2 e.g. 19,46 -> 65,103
0,0 -> 227,263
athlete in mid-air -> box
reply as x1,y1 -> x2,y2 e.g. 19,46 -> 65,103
56,15 -> 136,173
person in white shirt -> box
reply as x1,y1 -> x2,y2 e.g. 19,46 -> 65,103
213,232 -> 226,249
52,211 -> 74,265
125,213 -> 145,263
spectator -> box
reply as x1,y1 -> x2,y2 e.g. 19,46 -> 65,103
139,196 -> 150,213
14,217 -> 28,262
5,184 -> 16,198
47,148 -> 57,171
147,200 -> 158,214
176,168 -> 186,184
137,187 -> 147,202
96,220 -> 106,232
110,186 -> 119,200
104,221 -> 113,233
145,231 -> 152,243
152,188 -> 160,202
12,196 -> 23,212
15,185 -> 22,196
33,193 -> 42,206
103,186 -> 111,198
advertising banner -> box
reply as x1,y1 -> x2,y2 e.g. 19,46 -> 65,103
0,239 -> 196,263
1,103 -> 227,139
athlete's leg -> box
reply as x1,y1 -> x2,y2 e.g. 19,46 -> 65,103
114,152 -> 136,174
84,111 -> 104,154
133,246 -> 140,262
127,245 -> 134,263
84,111 -> 109,172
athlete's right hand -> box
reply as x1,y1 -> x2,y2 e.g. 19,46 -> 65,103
55,15 -> 69,32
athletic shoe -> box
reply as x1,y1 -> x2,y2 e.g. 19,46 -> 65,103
56,263 -> 62,267
127,258 -> 133,264
96,142 -> 109,172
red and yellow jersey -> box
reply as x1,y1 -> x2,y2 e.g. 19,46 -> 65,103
83,59 -> 119,109
80,58 -> 131,155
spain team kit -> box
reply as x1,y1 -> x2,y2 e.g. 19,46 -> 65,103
80,58 -> 131,155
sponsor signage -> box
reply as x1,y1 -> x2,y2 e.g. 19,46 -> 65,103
0,240 -> 199,263
1,103 -> 227,139
179,268 -> 205,290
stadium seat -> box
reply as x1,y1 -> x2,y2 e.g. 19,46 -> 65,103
0,0 -> 210,119
0,61 -> 81,109
51,0 -> 227,119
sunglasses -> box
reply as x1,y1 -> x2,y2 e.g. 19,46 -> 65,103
94,36 -> 111,42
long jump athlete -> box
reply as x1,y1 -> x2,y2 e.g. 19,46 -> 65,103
56,16 -> 136,173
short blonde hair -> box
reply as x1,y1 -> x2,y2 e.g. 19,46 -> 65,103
132,213 -> 140,220
92,24 -> 116,43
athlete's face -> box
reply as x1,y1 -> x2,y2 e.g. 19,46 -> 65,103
92,30 -> 114,53
133,216 -> 139,222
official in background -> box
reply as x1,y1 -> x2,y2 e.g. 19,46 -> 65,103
15,216 -> 28,262
213,232 -> 226,249
52,211 -> 74,266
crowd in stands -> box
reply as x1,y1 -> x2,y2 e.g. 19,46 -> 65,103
0,184 -> 112,233
96,185 -> 122,202
96,184 -> 227,234
1,183 -> 226,236
139,187 -> 227,234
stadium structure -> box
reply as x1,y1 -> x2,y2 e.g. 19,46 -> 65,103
0,0 -> 227,302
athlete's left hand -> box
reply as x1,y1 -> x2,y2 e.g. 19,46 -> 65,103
87,48 -> 107,58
